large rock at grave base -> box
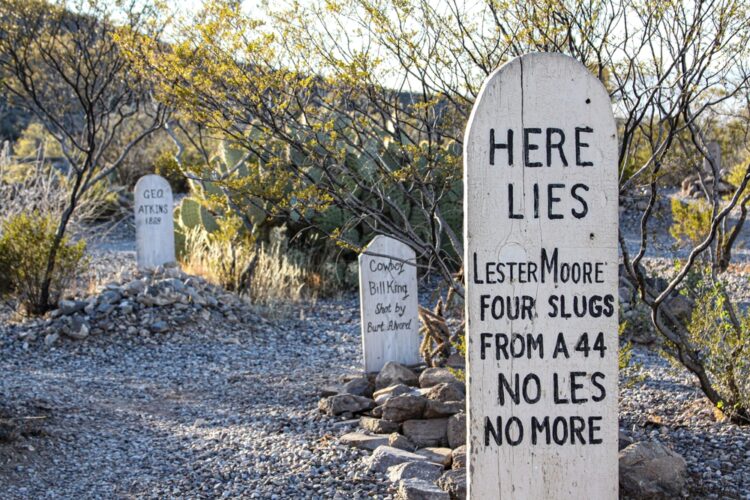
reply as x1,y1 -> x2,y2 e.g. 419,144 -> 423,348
58,299 -> 87,316
397,478 -> 450,500
447,413 -> 466,449
373,383 -> 418,405
368,445 -> 428,473
438,469 -> 466,499
619,430 -> 634,451
376,362 -> 419,389
123,279 -> 147,297
619,441 -> 687,499
423,400 -> 463,419
339,432 -> 389,451
360,416 -> 400,434
342,376 -> 374,398
63,316 -> 90,340
319,385 -> 343,398
389,432 -> 416,451
381,394 -> 428,422
445,353 -> 465,370
318,394 -> 374,416
419,367 -> 457,388
416,447 -> 452,468
451,446 -> 466,470
402,419 -> 449,448
424,382 -> 465,403
387,460 -> 444,482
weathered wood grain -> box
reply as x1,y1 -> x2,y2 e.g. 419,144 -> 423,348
464,53 -> 619,499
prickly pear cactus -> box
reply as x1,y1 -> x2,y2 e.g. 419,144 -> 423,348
180,198 -> 202,229
177,197 -> 219,233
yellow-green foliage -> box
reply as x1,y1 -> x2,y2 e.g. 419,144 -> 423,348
153,150 -> 190,193
0,211 -> 86,312
619,321 -> 632,371
13,122 -> 63,159
670,198 -> 712,248
726,159 -> 750,198
617,320 -> 646,387
688,283 -> 750,416
0,162 -> 36,184
449,331 -> 466,382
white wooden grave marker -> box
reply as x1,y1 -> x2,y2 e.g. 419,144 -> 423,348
359,235 -> 420,372
134,174 -> 175,269
464,53 -> 619,499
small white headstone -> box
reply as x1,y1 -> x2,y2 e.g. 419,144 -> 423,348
464,53 -> 619,499
359,235 -> 420,373
134,174 -> 175,269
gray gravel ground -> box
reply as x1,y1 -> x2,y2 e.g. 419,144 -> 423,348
0,283 -> 393,499
620,346 -> 750,499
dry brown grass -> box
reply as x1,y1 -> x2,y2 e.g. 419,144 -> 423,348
179,224 -> 341,317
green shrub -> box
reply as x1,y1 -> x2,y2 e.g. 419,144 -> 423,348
687,280 -> 750,418
153,150 -> 190,193
670,197 -> 712,248
0,212 -> 86,314
13,122 -> 63,159
725,158 -> 750,199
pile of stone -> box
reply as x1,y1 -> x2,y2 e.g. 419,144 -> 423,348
15,263 -> 259,346
318,361 -> 466,499
320,360 -> 692,499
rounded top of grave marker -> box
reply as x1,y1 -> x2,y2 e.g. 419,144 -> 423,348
465,52 -> 615,147
135,174 -> 172,193
360,235 -> 416,260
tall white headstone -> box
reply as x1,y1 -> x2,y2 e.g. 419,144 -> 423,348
464,53 -> 619,499
359,235 -> 421,373
134,174 -> 175,269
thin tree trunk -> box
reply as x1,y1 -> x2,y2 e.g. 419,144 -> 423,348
37,171 -> 83,313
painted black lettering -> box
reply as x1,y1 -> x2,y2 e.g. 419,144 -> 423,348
490,128 -> 513,166
531,416 -> 550,445
575,126 -> 594,166
571,183 -> 589,218
570,416 -> 586,444
547,183 -> 564,219
588,416 -> 603,444
485,416 -> 502,445
546,128 -> 568,166
570,371 -> 588,404
508,184 -> 523,219
524,128 -> 542,167
591,372 -> 606,402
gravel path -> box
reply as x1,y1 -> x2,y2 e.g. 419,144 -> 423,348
0,294 -> 393,499
621,347 -> 750,499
